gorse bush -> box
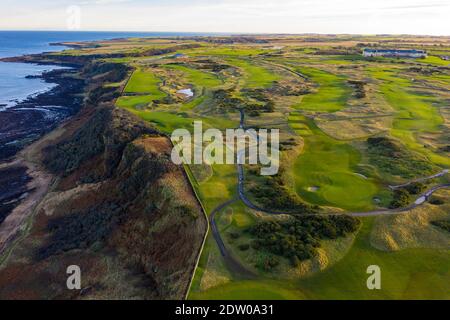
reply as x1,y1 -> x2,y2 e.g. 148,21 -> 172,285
367,137 -> 434,178
248,215 -> 360,265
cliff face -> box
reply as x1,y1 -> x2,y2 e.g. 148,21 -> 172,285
0,63 -> 207,299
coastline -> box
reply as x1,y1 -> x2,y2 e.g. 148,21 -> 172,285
0,55 -> 85,234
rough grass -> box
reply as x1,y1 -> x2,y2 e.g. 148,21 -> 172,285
371,190 -> 450,251
190,217 -> 450,300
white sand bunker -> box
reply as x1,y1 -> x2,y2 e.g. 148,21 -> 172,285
177,88 -> 194,98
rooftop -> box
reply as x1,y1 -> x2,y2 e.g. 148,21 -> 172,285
364,49 -> 426,54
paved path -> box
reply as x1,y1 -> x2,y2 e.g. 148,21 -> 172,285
209,198 -> 256,278
209,109 -> 449,274
389,170 -> 449,190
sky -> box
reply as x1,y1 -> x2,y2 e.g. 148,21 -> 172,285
0,0 -> 449,35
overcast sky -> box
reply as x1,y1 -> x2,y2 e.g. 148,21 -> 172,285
0,0 -> 449,35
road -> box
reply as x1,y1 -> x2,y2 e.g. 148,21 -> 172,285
389,169 -> 449,190
209,109 -> 449,273
209,197 -> 256,278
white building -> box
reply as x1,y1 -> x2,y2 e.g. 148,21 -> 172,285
363,49 -> 427,58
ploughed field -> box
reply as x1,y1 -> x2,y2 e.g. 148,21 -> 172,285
60,35 -> 450,299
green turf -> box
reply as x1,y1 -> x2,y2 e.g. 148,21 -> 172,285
115,95 -> 154,108
289,115 -> 379,211
124,68 -> 166,97
292,66 -> 351,112
371,69 -> 449,167
186,46 -> 268,57
226,58 -> 280,88
164,64 -> 223,88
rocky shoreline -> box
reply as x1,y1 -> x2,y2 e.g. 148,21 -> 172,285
0,58 -> 85,227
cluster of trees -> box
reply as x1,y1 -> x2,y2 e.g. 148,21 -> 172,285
38,202 -> 124,260
248,215 -> 361,268
390,182 -> 428,208
250,172 -> 319,214
213,89 -> 244,112
431,220 -> 450,233
212,88 -> 275,116
195,59 -> 231,73
367,137 -> 434,178
140,44 -> 201,57
389,189 -> 411,209
389,183 -> 426,209
438,145 -> 450,153
84,62 -> 130,84
44,107 -> 157,177
348,80 -> 366,99
269,82 -> 311,97
240,88 -> 275,116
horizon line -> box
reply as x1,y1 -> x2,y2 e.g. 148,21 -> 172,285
0,30 -> 449,37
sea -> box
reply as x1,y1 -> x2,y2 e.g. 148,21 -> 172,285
0,31 -> 213,110
0,31 -> 219,224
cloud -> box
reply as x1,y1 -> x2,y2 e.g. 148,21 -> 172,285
0,0 -> 449,35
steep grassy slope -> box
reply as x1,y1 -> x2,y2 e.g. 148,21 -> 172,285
0,62 -> 207,299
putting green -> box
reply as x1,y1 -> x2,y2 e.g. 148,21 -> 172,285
290,115 -> 378,211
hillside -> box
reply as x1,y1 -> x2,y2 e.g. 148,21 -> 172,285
0,56 -> 208,300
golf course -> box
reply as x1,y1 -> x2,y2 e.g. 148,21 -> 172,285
79,34 -> 449,299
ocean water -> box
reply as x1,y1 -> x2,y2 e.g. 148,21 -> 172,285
0,31 -> 213,109
0,62 -> 66,110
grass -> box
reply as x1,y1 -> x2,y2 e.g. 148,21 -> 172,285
226,58 -> 280,88
292,67 -> 350,112
289,114 -> 379,211
124,68 -> 166,98
164,64 -> 223,88
185,46 -> 268,57
103,38 -> 449,301
370,194 -> 450,251
370,69 -> 449,167
115,95 -> 154,109
190,217 -> 450,300
196,163 -> 237,214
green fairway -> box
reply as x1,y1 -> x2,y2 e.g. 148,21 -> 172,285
115,95 -> 154,108
292,66 -> 350,112
124,68 -> 166,97
190,280 -> 303,300
226,58 -> 280,88
164,64 -> 223,88
186,46 -> 268,57
371,69 -> 449,167
122,109 -> 194,133
289,114 -> 379,211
